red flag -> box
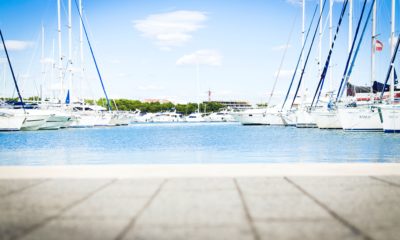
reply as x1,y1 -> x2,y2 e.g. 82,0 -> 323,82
375,39 -> 383,51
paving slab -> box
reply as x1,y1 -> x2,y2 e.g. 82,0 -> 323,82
0,179 -> 113,240
0,179 -> 46,197
136,187 -> 246,226
236,177 -> 301,196
287,176 -> 400,240
20,219 -> 129,240
254,220 -> 362,240
372,176 -> 400,186
125,225 -> 254,240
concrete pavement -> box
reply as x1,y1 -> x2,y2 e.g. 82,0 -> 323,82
0,174 -> 399,240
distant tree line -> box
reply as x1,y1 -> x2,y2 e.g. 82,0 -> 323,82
1,97 -> 225,114
88,98 -> 225,114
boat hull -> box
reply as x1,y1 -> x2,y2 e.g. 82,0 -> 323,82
266,113 -> 284,125
39,114 -> 72,130
0,111 -> 25,131
296,110 -> 317,128
233,112 -> 269,125
337,107 -> 382,131
379,105 -> 400,133
281,111 -> 296,126
21,114 -> 48,131
69,114 -> 97,128
311,110 -> 342,129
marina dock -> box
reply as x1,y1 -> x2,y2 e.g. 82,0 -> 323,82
1,164 -> 399,240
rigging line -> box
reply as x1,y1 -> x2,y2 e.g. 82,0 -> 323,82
340,0 -> 374,101
267,13 -> 298,105
311,0 -> 349,108
290,0 -> 328,110
380,33 -> 400,100
73,0 -> 112,111
281,4 -> 319,111
0,29 -> 25,110
336,0 -> 368,102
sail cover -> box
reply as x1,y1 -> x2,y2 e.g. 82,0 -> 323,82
346,82 -> 371,96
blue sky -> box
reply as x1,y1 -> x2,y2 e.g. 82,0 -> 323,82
0,0 -> 398,104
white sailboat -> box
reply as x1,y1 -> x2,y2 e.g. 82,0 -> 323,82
151,111 -> 184,122
379,105 -> 400,133
20,109 -> 50,131
205,110 -> 235,122
232,108 -> 269,125
311,109 -> 342,129
331,0 -> 382,131
0,109 -> 26,131
185,112 -> 206,122
338,103 -> 382,131
39,109 -> 72,130
377,0 -> 400,133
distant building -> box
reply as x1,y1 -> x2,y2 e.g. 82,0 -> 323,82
143,99 -> 171,104
203,100 -> 252,110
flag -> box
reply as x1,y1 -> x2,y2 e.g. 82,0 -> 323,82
375,39 -> 383,51
65,90 -> 70,104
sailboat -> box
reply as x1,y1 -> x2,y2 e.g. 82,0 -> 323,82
292,0 -> 327,128
0,29 -> 51,131
336,0 -> 382,131
232,108 -> 269,125
66,0 -> 117,127
309,0 -> 350,129
377,6 -> 400,133
279,1 -> 321,128
0,108 -> 25,131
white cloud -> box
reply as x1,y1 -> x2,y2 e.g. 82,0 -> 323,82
134,10 -> 207,50
272,44 -> 292,51
176,49 -> 222,66
286,0 -> 302,6
1,40 -> 34,51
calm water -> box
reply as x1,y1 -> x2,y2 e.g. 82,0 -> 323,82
0,122 -> 399,165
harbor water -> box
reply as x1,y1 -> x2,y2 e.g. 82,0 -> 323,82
0,122 -> 399,165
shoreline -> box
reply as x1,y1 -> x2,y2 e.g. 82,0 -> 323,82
1,163 -> 400,178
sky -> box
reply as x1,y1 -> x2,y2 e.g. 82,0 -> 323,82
0,0 -> 398,105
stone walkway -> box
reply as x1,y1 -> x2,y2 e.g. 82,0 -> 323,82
1,176 -> 399,240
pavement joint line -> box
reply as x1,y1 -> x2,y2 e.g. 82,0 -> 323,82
13,178 -> 117,240
0,178 -> 50,198
284,177 -> 374,240
234,178 -> 261,240
114,179 -> 168,240
369,176 -> 400,188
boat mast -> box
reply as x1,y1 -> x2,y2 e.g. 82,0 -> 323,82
329,0 -> 333,91
57,0 -> 63,101
0,29 -> 24,108
196,61 -> 200,113
41,25 -> 45,104
348,0 -> 353,53
79,0 -> 84,101
318,0 -> 322,78
302,0 -> 305,69
371,0 -> 376,99
51,39 -> 55,99
68,0 -> 72,101
2,62 -> 5,100
390,0 -> 395,102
